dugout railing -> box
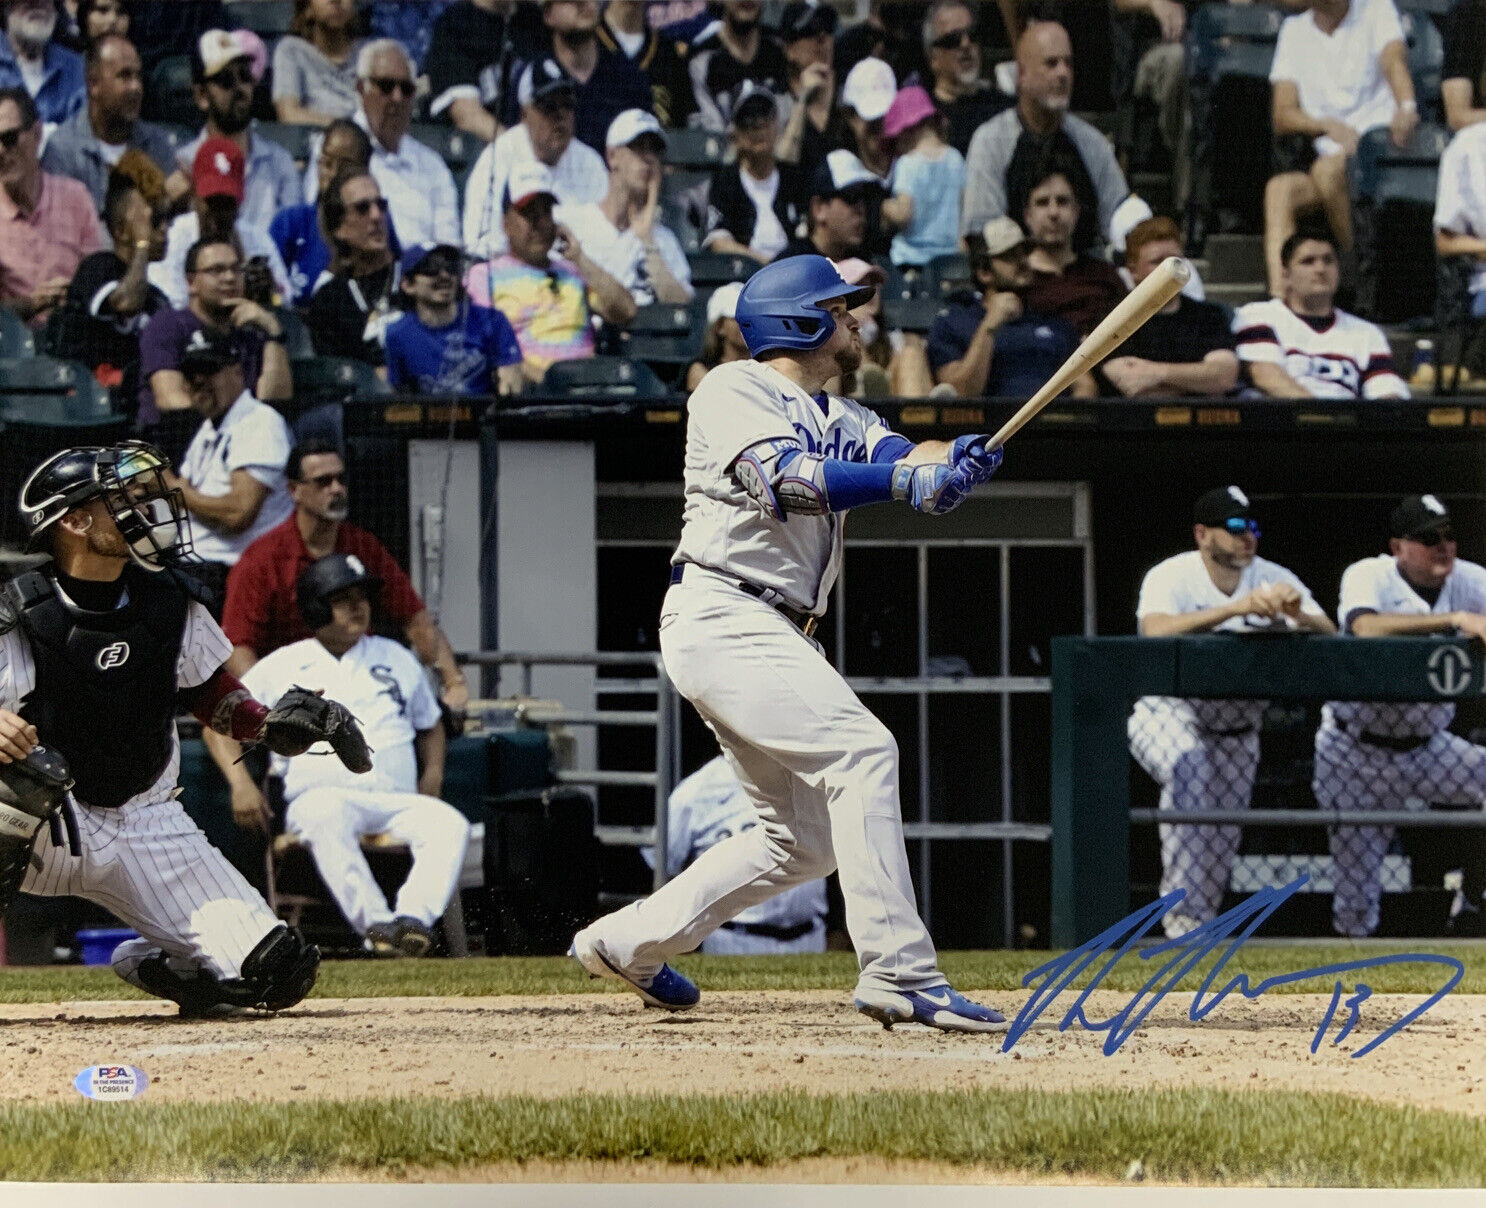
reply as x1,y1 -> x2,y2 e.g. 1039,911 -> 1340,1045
1050,633 -> 1486,946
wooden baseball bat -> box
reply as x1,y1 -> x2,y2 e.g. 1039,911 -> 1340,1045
987,255 -> 1193,450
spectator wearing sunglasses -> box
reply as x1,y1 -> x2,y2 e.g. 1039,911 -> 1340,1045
464,158 -> 633,385
0,84 -> 104,323
1131,485 -> 1334,938
174,30 -> 302,240
306,167 -> 397,367
1234,228 -> 1407,400
385,242 -> 522,396
921,0 -> 1008,157
349,39 -> 460,251
1318,494 -> 1486,937
222,438 -> 467,722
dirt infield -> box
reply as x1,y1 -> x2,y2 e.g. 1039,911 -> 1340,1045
2,986 -> 1483,1114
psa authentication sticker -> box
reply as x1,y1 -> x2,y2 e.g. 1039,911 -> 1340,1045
74,1064 -> 149,1100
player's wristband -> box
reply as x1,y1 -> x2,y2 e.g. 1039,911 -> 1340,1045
816,459 -> 899,510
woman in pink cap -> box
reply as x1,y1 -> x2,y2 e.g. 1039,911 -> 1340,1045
881,84 -> 965,268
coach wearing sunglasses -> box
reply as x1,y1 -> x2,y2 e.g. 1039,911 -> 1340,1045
350,38 -> 460,252
1131,485 -> 1333,938
1318,494 -> 1486,936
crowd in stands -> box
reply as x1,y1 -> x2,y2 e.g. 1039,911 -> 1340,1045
9,0 -> 1486,444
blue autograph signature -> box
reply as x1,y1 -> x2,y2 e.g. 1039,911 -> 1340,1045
1004,875 -> 1464,1059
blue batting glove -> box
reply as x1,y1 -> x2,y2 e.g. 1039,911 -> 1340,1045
892,462 -> 971,516
949,435 -> 1004,480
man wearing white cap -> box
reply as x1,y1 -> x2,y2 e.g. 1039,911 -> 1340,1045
464,158 -> 635,384
461,57 -> 608,261
175,30 -> 301,238
557,109 -> 693,308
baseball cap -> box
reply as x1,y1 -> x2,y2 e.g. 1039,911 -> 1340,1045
832,257 -> 886,290
606,108 -> 667,152
841,57 -> 896,122
1391,493 -> 1452,539
809,149 -> 884,201
982,216 -> 1027,257
1109,193 -> 1155,255
192,135 -> 245,203
501,159 -> 558,212
517,58 -> 578,110
195,28 -> 267,83
778,1 -> 838,41
178,326 -> 242,376
733,85 -> 777,128
399,243 -> 462,278
1193,485 -> 1253,527
882,84 -> 936,141
706,281 -> 744,327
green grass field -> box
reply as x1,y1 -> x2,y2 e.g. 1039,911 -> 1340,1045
3,941 -> 1483,1002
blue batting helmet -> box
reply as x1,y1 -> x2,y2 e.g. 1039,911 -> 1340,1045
734,255 -> 876,357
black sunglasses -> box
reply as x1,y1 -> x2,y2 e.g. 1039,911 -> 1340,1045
209,63 -> 256,88
369,76 -> 416,98
932,27 -> 974,51
1412,525 -> 1456,547
305,471 -> 346,489
350,197 -> 389,216
0,123 -> 30,150
415,255 -> 461,278
1221,517 -> 1261,538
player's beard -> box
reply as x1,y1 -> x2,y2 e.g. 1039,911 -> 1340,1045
833,340 -> 863,376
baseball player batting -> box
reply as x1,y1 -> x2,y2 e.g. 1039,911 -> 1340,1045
0,441 -> 370,1016
571,254 -> 1007,1032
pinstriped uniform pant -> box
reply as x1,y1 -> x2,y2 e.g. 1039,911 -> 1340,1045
21,792 -> 281,987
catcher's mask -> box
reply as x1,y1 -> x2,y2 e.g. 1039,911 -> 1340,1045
20,441 -> 193,571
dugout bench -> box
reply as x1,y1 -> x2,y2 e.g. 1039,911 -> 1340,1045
1051,633 -> 1486,947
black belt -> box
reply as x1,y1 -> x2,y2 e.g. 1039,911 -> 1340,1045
1353,728 -> 1432,753
720,919 -> 819,941
669,563 -> 820,638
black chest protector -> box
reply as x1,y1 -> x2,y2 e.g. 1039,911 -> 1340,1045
7,566 -> 191,808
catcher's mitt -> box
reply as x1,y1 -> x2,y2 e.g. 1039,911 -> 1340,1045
0,744 -> 74,912
259,686 -> 373,773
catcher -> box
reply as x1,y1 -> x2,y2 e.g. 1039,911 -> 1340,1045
0,441 -> 370,1016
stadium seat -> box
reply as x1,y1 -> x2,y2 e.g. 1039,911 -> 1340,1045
0,357 -> 114,423
0,308 -> 33,359
411,124 -> 480,177
882,295 -> 945,334
290,357 -> 390,408
144,55 -> 198,128
1351,123 -> 1448,322
255,122 -> 317,169
880,264 -> 929,302
233,0 -> 295,40
614,301 -> 706,375
686,251 -> 758,286
926,252 -> 972,298
1185,3 -> 1283,83
538,358 -> 669,399
665,128 -> 727,170
1403,9 -> 1445,119
276,308 -> 315,360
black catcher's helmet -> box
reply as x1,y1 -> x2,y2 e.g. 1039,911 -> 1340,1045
297,553 -> 382,630
19,441 -> 194,570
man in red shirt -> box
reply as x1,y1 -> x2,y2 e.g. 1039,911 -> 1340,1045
221,437 -> 468,709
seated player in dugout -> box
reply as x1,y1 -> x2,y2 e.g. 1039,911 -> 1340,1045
209,554 -> 471,959
0,441 -> 371,1016
1130,485 -> 1335,937
220,437 -> 468,710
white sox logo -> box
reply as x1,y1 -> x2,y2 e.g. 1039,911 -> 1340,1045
95,641 -> 130,671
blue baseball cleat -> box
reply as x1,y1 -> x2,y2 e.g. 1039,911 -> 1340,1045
854,983 -> 1008,1033
570,929 -> 700,1011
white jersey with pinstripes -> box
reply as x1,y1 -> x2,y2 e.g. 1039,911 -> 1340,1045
0,595 -> 232,808
671,359 -> 901,615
